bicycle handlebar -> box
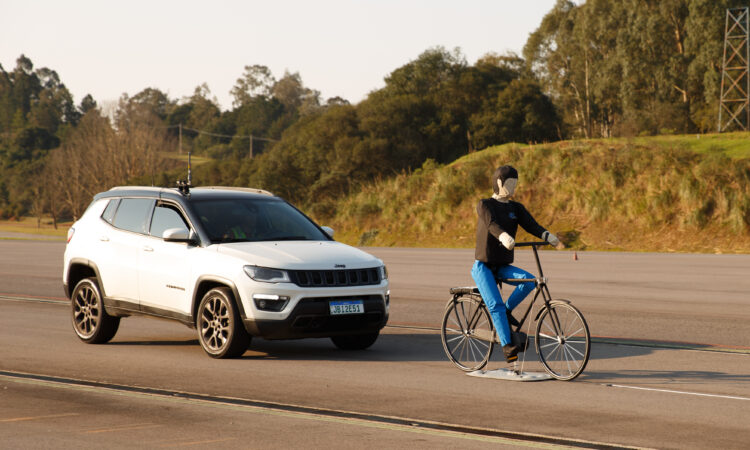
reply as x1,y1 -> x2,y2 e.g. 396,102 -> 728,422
515,241 -> 549,247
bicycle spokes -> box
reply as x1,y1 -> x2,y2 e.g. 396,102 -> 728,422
535,302 -> 590,380
441,296 -> 494,372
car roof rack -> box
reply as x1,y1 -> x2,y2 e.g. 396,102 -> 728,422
196,186 -> 274,196
108,186 -> 170,193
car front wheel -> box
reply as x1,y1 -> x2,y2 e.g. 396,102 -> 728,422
197,287 -> 250,358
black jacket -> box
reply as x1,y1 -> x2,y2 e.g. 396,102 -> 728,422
474,199 -> 546,265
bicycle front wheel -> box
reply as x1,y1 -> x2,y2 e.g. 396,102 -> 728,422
441,295 -> 495,372
535,301 -> 590,380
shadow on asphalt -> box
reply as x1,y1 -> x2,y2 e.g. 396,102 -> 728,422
239,333 -> 444,361
110,339 -> 199,346
588,341 -> 654,360
105,333 -> 657,363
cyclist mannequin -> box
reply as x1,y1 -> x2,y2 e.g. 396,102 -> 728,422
472,165 -> 563,363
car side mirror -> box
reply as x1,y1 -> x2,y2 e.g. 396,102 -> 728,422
163,228 -> 194,244
321,226 -> 334,239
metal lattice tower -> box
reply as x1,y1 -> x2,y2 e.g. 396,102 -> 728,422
718,7 -> 750,132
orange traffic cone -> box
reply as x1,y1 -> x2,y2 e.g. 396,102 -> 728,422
573,251 -> 578,261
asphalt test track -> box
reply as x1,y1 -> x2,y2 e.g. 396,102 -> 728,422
1,237 -> 749,448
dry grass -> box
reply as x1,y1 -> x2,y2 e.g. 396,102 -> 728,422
0,217 -> 70,238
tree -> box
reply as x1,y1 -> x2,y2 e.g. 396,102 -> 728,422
525,0 -> 749,137
9,55 -> 40,125
231,64 -> 275,107
179,83 -> 222,153
79,94 -> 97,115
129,87 -> 175,120
685,0 -> 747,131
359,46 -> 523,167
271,70 -> 320,114
470,79 -> 559,148
244,105 -> 368,203
46,110 -> 174,218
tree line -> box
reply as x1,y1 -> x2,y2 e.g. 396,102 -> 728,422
0,0 -> 743,223
524,0 -> 747,137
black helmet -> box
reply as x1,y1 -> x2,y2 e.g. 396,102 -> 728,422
492,165 -> 518,194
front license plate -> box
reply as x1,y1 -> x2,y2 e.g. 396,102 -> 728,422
329,300 -> 364,315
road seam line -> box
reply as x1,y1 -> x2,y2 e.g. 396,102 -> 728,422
0,413 -> 79,422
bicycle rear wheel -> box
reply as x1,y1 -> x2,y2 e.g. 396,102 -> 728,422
535,301 -> 590,380
441,295 -> 495,371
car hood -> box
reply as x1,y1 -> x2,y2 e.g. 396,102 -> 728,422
215,240 -> 383,270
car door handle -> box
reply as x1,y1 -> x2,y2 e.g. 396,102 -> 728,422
99,236 -> 109,242
143,246 -> 154,252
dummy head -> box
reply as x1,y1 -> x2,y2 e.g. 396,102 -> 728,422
492,165 -> 518,200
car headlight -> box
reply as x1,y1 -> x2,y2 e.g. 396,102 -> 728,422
379,265 -> 388,281
244,266 -> 291,283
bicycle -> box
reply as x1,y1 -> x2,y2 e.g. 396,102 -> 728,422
440,242 -> 590,381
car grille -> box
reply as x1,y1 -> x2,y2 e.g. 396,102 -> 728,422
288,268 -> 381,287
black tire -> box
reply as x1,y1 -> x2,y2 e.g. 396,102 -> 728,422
331,331 -> 379,350
441,295 -> 495,372
535,301 -> 590,381
197,287 -> 250,358
71,277 -> 120,344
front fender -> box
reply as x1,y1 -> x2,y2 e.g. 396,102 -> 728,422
533,299 -> 572,321
191,276 -> 246,324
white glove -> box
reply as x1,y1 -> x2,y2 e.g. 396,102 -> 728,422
499,232 -> 515,250
543,231 -> 560,247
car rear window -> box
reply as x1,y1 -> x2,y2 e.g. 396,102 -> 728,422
101,199 -> 120,224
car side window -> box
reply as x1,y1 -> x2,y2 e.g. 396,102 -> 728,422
101,199 -> 120,224
150,204 -> 189,238
111,198 -> 154,234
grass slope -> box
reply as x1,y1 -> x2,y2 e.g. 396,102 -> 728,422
324,133 -> 750,253
0,217 -> 70,239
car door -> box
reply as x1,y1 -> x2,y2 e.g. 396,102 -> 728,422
97,197 -> 154,304
138,201 -> 194,317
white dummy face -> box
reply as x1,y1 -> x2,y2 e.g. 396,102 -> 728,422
497,178 -> 518,197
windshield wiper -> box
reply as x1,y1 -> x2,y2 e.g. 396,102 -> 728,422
269,236 -> 309,241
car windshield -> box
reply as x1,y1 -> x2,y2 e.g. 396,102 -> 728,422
192,197 -> 329,243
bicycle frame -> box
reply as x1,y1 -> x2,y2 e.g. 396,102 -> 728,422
500,242 -> 567,338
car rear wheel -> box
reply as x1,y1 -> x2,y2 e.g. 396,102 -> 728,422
197,287 -> 250,358
330,331 -> 379,350
71,277 -> 120,344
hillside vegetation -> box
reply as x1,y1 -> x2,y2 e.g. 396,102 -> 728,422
323,134 -> 750,253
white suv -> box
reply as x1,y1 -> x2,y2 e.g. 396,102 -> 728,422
63,186 -> 389,358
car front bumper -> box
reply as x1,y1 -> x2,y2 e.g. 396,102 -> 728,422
242,294 -> 388,339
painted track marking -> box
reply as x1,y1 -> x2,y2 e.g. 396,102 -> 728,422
605,384 -> 750,401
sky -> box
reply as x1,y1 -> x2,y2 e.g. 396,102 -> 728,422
1,0 -> 559,112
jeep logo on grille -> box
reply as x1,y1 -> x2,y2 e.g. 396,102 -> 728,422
334,264 -> 346,268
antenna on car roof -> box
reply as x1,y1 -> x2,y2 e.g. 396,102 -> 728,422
176,145 -> 192,196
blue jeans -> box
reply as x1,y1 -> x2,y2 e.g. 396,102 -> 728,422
471,260 -> 535,346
